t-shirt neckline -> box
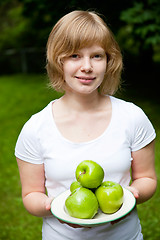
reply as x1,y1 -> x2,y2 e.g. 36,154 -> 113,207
49,96 -> 115,145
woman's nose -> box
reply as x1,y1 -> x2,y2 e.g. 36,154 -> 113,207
80,58 -> 93,73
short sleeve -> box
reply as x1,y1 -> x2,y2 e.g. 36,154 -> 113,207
129,104 -> 156,152
15,116 -> 43,164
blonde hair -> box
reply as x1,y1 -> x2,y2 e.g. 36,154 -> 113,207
46,10 -> 123,95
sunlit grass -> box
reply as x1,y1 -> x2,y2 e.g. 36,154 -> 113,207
0,74 -> 62,240
0,74 -> 159,239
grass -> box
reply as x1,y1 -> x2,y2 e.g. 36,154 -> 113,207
0,74 -> 62,240
0,74 -> 159,239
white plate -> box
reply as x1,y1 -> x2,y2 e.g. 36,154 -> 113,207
51,188 -> 136,227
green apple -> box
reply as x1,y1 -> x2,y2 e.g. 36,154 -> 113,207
95,181 -> 124,214
65,187 -> 99,219
76,160 -> 104,189
70,180 -> 82,192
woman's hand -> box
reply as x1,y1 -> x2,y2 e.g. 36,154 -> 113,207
111,186 -> 138,225
58,187 -> 140,227
58,186 -> 139,227
46,197 -> 89,228
58,219 -> 85,228
126,186 -> 139,200
45,197 -> 54,211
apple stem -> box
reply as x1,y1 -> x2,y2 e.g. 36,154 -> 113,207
78,171 -> 86,181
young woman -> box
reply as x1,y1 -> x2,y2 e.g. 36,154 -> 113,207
15,10 -> 157,240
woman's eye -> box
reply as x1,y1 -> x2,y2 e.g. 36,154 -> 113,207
70,54 -> 79,59
94,54 -> 102,59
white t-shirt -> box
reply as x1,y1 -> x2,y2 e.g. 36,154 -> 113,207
15,96 -> 156,240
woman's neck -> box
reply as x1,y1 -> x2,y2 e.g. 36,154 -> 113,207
62,90 -> 105,112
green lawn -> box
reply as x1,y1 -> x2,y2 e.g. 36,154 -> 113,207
0,74 -> 159,239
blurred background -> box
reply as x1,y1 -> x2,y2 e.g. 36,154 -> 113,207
0,0 -> 160,239
0,0 -> 160,87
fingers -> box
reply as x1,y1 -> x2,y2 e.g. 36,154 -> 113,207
58,219 -> 91,229
45,197 -> 54,211
111,215 -> 126,225
111,187 -> 138,226
111,205 -> 136,225
127,186 -> 139,199
58,219 -> 84,228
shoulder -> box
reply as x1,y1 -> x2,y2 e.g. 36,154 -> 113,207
23,101 -> 53,133
110,96 -> 156,150
16,101 -> 54,146
15,101 -> 54,163
110,96 -> 145,119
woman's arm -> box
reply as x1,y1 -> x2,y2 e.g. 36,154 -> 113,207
16,158 -> 53,217
129,140 -> 157,204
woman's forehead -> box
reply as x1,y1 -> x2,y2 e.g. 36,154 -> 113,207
74,45 -> 106,53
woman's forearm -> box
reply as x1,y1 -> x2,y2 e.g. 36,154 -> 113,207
23,192 -> 53,217
130,177 -> 157,204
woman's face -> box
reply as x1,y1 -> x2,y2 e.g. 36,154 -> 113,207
62,45 -> 107,95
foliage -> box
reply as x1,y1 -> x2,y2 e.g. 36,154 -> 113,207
0,0 -> 160,74
0,74 -> 160,239
0,0 -> 132,50
119,0 -> 160,61
121,1 -> 160,45
0,1 -> 31,50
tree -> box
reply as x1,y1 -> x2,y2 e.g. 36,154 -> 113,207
119,0 -> 160,64
19,0 -> 133,47
1,0 -> 160,74
0,0 -> 31,50
0,0 -> 133,50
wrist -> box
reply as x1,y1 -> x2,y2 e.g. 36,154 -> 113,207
23,192 -> 53,217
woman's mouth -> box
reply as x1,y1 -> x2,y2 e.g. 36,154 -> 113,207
75,76 -> 96,84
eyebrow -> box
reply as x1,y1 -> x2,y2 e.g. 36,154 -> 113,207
91,49 -> 106,55
77,48 -> 106,54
